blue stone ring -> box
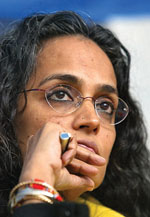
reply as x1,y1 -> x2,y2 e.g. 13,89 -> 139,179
59,132 -> 72,153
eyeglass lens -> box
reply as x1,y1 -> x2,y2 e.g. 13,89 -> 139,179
45,84 -> 129,125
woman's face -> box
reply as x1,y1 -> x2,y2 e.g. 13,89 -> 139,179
15,35 -> 117,190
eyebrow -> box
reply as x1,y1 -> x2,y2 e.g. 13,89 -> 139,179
38,73 -> 118,95
97,84 -> 118,95
38,73 -> 82,87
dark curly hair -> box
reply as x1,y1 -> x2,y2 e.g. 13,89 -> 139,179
0,11 -> 150,217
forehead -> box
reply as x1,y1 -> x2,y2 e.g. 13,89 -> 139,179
29,35 -> 117,91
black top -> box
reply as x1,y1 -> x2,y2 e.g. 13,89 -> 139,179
11,202 -> 89,217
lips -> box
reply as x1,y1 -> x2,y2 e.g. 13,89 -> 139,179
77,139 -> 99,154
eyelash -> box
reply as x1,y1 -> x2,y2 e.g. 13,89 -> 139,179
46,87 -> 73,101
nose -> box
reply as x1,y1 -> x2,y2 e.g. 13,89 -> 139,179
72,98 -> 100,134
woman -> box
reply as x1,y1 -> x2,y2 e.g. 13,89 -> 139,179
0,11 -> 150,217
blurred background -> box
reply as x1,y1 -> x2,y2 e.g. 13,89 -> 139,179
0,0 -> 150,148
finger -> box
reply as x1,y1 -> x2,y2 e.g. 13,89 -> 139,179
23,135 -> 36,161
76,146 -> 106,166
62,149 -> 76,166
62,184 -> 94,201
60,177 -> 94,200
66,158 -> 100,176
28,123 -> 62,157
26,135 -> 34,153
61,137 -> 77,166
55,169 -> 94,192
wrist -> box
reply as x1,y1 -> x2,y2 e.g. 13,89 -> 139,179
19,167 -> 56,187
8,179 -> 63,213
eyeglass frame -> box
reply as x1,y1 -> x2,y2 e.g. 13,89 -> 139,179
22,84 -> 129,126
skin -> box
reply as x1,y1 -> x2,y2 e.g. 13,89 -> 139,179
15,35 -> 117,201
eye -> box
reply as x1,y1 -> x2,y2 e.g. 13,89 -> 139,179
46,87 -> 74,103
95,97 -> 115,116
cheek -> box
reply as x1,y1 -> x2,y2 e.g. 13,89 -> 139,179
15,103 -> 54,152
15,110 -> 46,156
15,105 -> 72,157
100,127 -> 116,161
92,127 -> 116,189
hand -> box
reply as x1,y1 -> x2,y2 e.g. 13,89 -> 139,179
58,145 -> 106,200
19,122 -> 106,200
19,123 -> 94,190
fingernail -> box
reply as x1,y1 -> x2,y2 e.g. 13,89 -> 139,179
87,186 -> 94,191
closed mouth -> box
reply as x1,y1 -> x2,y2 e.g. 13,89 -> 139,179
77,139 -> 99,154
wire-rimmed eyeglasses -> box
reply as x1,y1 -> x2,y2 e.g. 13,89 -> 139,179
23,84 -> 129,125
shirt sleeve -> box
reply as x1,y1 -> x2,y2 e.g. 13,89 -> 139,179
11,202 -> 89,217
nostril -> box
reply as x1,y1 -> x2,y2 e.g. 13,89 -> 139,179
93,128 -> 97,132
79,125 -> 98,133
79,125 -> 89,129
